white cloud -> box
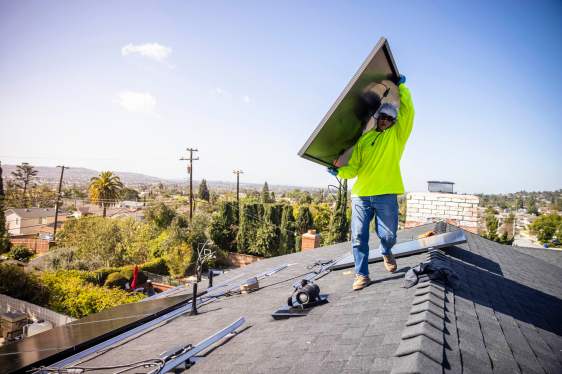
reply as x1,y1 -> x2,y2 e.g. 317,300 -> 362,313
214,87 -> 229,96
114,91 -> 157,114
121,43 -> 172,62
242,95 -> 251,104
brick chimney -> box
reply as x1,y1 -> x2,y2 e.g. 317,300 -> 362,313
405,181 -> 479,233
301,229 -> 321,251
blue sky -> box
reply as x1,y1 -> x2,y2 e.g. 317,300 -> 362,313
1,1 -> 560,194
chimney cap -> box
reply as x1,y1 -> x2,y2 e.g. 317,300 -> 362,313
427,181 -> 455,193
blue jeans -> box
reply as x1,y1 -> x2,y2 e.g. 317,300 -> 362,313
351,194 -> 398,276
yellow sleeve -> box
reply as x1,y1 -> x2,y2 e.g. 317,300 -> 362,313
395,84 -> 415,145
337,142 -> 361,179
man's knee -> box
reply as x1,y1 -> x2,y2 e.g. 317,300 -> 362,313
352,233 -> 368,247
380,233 -> 396,248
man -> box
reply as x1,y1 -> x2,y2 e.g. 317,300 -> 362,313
328,74 -> 414,290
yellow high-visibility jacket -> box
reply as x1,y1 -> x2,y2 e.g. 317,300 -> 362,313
337,83 -> 414,196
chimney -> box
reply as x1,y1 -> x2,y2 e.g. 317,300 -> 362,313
405,181 -> 479,233
301,229 -> 321,251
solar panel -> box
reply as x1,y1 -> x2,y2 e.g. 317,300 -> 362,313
0,295 -> 191,374
329,230 -> 467,270
298,37 -> 400,167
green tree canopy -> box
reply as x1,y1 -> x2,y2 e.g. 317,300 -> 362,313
11,162 -> 38,207
88,171 -> 124,217
120,187 -> 140,201
261,182 -> 273,203
279,204 -> 295,255
328,180 -> 349,244
198,179 -> 210,202
145,202 -> 176,229
295,206 -> 314,251
529,213 -> 562,246
209,201 -> 238,251
0,163 -> 11,253
485,211 -> 499,241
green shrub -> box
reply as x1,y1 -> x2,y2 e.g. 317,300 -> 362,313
42,271 -> 145,318
140,258 -> 169,275
104,272 -> 129,289
7,245 -> 34,262
120,268 -> 148,285
0,264 -> 49,305
91,267 -> 123,285
164,242 -> 192,278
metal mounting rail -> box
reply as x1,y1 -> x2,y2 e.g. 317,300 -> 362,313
206,263 -> 289,297
150,317 -> 245,374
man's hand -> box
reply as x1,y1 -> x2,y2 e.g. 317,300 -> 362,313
398,74 -> 406,85
327,166 -> 339,176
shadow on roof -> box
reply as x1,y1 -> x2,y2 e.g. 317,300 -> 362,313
447,246 -> 562,337
448,243 -> 503,275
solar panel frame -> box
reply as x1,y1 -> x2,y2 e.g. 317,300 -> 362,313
298,37 -> 400,167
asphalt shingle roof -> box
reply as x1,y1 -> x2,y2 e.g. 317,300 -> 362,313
38,223 -> 562,374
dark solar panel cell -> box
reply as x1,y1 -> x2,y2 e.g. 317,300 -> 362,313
0,295 -> 190,373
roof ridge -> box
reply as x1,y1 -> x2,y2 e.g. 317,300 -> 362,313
391,248 -> 451,373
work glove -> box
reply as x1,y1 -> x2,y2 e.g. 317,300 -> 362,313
398,74 -> 406,85
327,167 -> 339,177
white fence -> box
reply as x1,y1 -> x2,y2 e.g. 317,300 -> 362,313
0,294 -> 75,326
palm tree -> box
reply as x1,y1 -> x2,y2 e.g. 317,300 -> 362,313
88,171 -> 123,217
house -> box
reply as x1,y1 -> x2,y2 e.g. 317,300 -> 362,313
70,205 -> 144,221
2,223 -> 561,373
4,208 -> 67,237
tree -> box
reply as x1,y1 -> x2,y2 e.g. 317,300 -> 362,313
279,204 -> 295,254
484,211 -> 499,241
237,203 -> 264,253
120,187 -> 140,201
502,212 -> 516,238
11,162 -> 38,207
295,206 -> 314,251
209,201 -> 238,251
88,171 -> 123,217
252,204 -> 282,257
262,182 -> 273,203
29,184 -> 57,208
57,217 -> 125,268
328,180 -> 349,244
145,202 -> 176,230
0,163 -> 11,253
198,179 -> 210,202
529,213 -> 562,246
526,196 -> 539,216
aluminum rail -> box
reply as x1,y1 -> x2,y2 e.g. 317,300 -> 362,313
206,263 -> 289,298
329,229 -> 467,270
150,317 -> 245,374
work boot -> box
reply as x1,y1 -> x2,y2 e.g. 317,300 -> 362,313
383,254 -> 397,273
352,274 -> 371,291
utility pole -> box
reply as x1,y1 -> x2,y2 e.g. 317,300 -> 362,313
180,148 -> 199,220
233,169 -> 243,220
53,165 -> 68,242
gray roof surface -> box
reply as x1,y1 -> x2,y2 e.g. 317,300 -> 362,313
5,208 -> 67,219
63,223 -> 562,374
